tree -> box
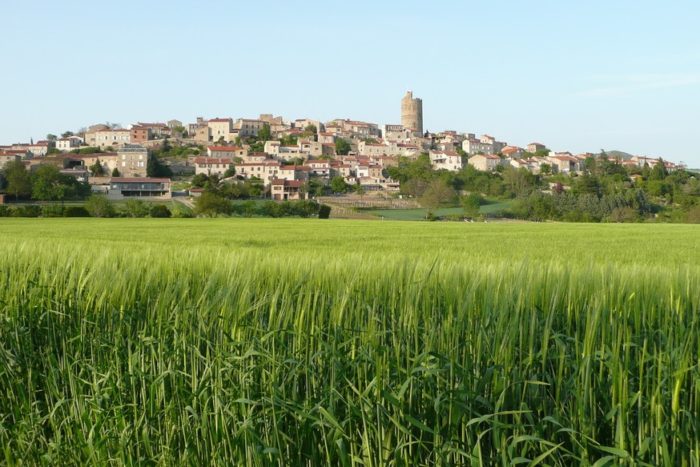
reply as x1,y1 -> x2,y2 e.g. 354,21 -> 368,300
32,165 -> 69,201
223,166 -> 236,178
46,134 -> 57,142
61,131 -> 74,138
147,153 -> 173,178
257,124 -> 272,142
172,126 -> 188,138
111,168 -> 121,177
462,193 -> 482,218
90,159 -> 105,176
303,124 -> 318,141
573,174 -> 602,197
194,192 -> 231,217
650,159 -> 668,181
420,179 -> 456,216
502,166 -> 536,198
280,135 -> 298,146
330,176 -> 348,193
403,178 -> 429,198
124,199 -> 150,217
191,173 -> 210,188
85,195 -> 116,217
4,160 -> 32,200
335,138 -> 351,156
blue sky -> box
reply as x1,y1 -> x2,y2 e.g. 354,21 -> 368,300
1,0 -> 699,166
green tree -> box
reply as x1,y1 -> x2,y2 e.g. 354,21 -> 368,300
89,159 -> 105,176
172,126 -> 188,138
257,124 -> 272,142
502,166 -> 536,198
420,179 -> 456,216
111,168 -> 121,177
124,199 -> 150,217
461,193 -> 482,218
46,134 -> 57,142
303,124 -> 318,141
4,160 -> 32,200
573,174 -> 602,197
330,176 -> 348,193
31,165 -> 68,201
85,195 -> 116,217
650,159 -> 668,181
191,173 -> 210,188
147,154 -> 173,178
194,192 -> 231,217
335,138 -> 351,156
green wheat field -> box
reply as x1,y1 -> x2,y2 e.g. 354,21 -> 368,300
0,218 -> 698,465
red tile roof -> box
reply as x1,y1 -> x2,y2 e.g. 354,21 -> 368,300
194,157 -> 232,164
208,146 -> 243,152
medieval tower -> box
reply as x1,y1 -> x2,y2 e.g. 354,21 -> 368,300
401,91 -> 423,135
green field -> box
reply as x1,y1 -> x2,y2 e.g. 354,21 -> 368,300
367,200 -> 514,220
1,219 -> 699,465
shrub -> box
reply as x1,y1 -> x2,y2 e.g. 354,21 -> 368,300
318,204 -> 332,219
171,203 -> 193,218
11,205 -> 41,217
194,192 -> 231,217
124,200 -> 150,218
85,195 -> 116,218
149,205 -> 172,218
63,206 -> 90,217
41,205 -> 64,217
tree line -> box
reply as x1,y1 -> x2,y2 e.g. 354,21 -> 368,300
386,153 -> 700,222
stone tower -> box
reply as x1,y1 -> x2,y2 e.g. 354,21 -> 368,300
401,91 -> 423,135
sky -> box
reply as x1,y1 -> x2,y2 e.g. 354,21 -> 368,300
1,0 -> 699,166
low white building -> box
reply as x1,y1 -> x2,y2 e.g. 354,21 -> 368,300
56,136 -> 83,152
429,150 -> 463,172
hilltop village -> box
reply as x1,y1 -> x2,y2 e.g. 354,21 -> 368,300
0,91 -> 695,221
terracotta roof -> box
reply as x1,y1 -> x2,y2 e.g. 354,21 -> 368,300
194,157 -> 232,164
271,179 -> 303,187
280,165 -> 310,171
235,161 -> 280,167
553,155 -> 578,162
208,146 -> 243,152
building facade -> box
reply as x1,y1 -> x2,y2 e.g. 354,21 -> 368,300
117,145 -> 148,177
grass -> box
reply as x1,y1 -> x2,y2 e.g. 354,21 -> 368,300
0,218 -> 698,465
367,199 -> 515,220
